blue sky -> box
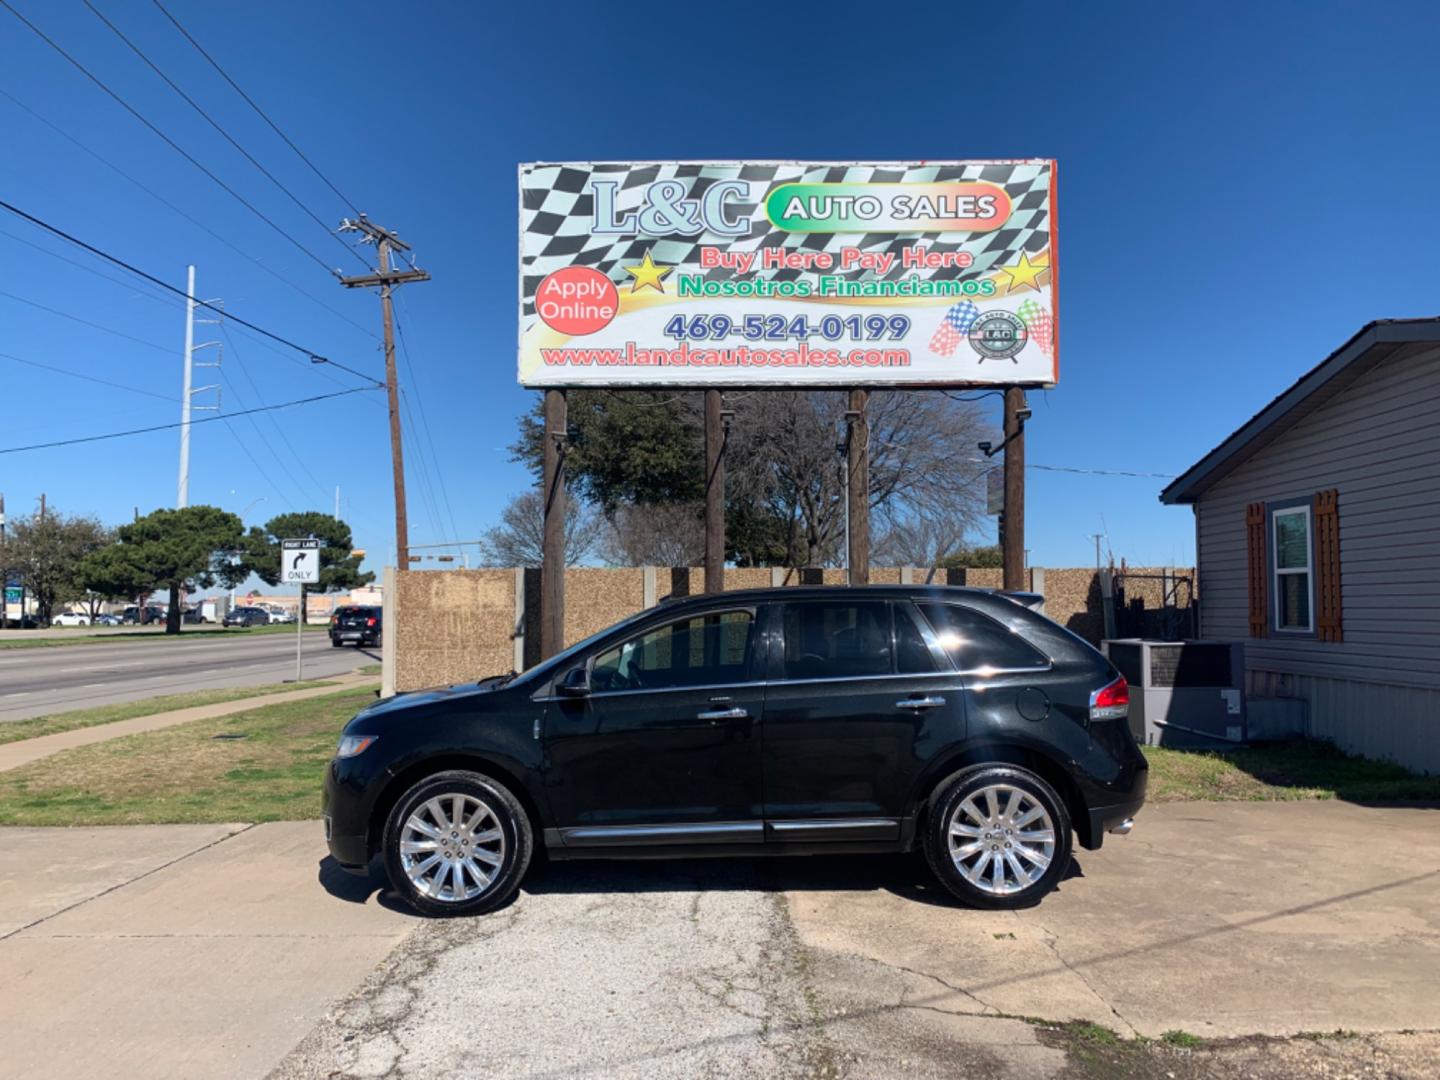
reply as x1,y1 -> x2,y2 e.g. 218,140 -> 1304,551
4,0 -> 1438,576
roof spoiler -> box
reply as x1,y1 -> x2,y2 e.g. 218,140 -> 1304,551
999,590 -> 1044,610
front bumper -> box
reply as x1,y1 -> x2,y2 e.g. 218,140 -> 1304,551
323,757 -> 379,872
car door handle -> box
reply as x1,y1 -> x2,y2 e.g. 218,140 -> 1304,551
697,707 -> 750,722
895,696 -> 946,710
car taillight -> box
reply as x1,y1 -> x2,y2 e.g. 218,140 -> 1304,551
331,615 -> 338,624
366,617 -> 377,627
1089,675 -> 1129,722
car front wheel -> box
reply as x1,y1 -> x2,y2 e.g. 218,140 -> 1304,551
923,764 -> 1072,910
382,770 -> 532,917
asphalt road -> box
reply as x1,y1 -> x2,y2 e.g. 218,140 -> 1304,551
0,632 -> 378,722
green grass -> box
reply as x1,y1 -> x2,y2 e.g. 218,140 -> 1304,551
1144,740 -> 1440,803
1159,1030 -> 1204,1048
0,681 -> 338,746
0,686 -> 377,826
357,663 -> 382,676
0,622 -> 328,649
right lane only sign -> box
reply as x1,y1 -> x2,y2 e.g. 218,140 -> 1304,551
281,538 -> 321,585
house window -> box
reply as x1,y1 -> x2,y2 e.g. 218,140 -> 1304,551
1271,504 -> 1313,633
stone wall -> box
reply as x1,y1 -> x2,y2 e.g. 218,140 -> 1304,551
386,565 -> 1195,693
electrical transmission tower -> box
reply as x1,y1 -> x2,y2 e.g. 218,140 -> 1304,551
338,217 -> 430,568
177,265 -> 223,507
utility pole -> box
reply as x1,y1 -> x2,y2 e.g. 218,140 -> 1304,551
703,390 -> 730,594
1001,387 -> 1029,591
334,485 -> 340,521
846,389 -> 870,585
339,216 -> 431,571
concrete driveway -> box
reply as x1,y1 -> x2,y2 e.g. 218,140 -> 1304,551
2,801 -> 1437,1079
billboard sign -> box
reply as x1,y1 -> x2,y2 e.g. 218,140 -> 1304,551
519,161 -> 1056,388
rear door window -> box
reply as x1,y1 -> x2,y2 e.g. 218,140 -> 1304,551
915,602 -> 1049,672
779,601 -> 892,680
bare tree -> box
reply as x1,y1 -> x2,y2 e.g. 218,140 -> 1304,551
723,391 -> 993,567
478,490 -> 603,567
600,501 -> 706,566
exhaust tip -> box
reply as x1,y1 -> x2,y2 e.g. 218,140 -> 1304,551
1108,818 -> 1134,836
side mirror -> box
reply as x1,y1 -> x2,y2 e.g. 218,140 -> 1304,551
558,666 -> 591,697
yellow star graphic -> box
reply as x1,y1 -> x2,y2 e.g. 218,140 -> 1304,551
622,250 -> 673,294
999,251 -> 1047,294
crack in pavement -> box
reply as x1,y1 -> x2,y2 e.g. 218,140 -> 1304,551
1031,920 -> 1138,1037
1,823 -> 254,941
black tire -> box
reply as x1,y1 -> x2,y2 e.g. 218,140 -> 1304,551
382,770 -> 533,917
330,638 -> 342,648
923,764 -> 1072,910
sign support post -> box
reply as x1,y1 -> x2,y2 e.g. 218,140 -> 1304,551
1002,387 -> 1027,591
281,538 -> 321,682
541,390 -> 567,659
846,389 -> 870,585
703,389 -> 726,594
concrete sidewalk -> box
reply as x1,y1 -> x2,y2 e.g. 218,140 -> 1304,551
0,821 -> 414,1080
0,673 -> 377,773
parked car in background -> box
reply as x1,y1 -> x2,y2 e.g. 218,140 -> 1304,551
262,606 -> 296,625
121,605 -> 166,625
223,606 -> 270,628
329,605 -> 381,648
93,613 -> 122,626
182,605 -> 212,624
51,612 -> 91,626
323,586 -> 1148,917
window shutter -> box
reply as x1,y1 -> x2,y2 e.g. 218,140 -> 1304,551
1313,488 -> 1342,642
1246,502 -> 1268,638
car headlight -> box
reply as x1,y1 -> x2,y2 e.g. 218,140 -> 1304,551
335,734 -> 378,758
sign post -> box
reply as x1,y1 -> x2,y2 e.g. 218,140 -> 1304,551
281,538 -> 321,682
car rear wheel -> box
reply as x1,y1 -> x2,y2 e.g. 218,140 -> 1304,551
382,771 -> 532,917
923,765 -> 1072,909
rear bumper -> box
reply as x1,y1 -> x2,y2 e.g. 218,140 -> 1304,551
1081,767 -> 1148,851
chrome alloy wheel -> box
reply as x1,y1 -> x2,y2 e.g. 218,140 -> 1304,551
947,783 -> 1056,896
399,793 -> 506,903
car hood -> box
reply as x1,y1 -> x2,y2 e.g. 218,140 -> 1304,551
348,674 -> 518,724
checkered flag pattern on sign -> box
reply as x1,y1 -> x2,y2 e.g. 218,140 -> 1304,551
928,300 -> 981,357
520,162 -> 1053,316
1016,298 -> 1054,355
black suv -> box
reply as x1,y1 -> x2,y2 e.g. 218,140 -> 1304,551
331,605 -> 382,648
324,586 -> 1146,916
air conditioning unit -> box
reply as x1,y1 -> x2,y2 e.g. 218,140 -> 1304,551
1101,639 -> 1245,748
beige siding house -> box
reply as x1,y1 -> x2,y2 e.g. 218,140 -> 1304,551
1161,320 -> 1440,774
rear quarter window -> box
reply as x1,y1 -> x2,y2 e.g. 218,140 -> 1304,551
915,602 -> 1049,672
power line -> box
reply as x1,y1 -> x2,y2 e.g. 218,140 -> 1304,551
2,226 -> 178,307
0,286 -> 173,354
150,0 -> 363,217
82,0 -> 365,269
0,349 -> 176,401
218,417 -> 295,512
0,386 -> 378,455
394,302 -> 460,541
0,199 -> 384,387
0,0 -> 339,277
220,323 -> 333,505
0,86 -> 379,339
